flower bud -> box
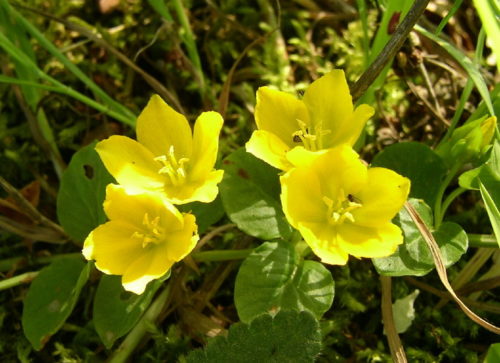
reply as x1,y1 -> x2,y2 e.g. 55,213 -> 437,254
437,116 -> 497,166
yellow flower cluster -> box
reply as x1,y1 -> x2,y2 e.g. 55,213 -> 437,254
83,95 -> 224,294
246,70 -> 410,264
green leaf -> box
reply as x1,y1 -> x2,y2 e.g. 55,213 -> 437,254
186,310 -> 321,363
373,199 -> 468,276
179,196 -> 225,235
371,142 -> 447,206
93,275 -> 162,348
459,141 -> 500,247
234,241 -> 334,323
392,289 -> 419,334
219,148 -> 292,240
57,142 -> 114,243
472,0 -> 500,72
480,182 -> 500,248
485,343 -> 500,363
22,257 -> 90,350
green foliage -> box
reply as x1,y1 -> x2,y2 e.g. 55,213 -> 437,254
179,196 -> 225,235
186,310 -> 321,363
57,142 -> 114,243
0,0 -> 498,361
235,241 -> 334,323
373,199 -> 468,276
22,257 -> 90,350
219,148 -> 292,240
460,141 -> 500,247
92,275 -> 162,348
371,142 -> 447,206
486,343 -> 500,363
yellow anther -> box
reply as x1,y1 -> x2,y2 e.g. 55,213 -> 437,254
132,213 -> 165,248
323,191 -> 362,226
154,146 -> 190,186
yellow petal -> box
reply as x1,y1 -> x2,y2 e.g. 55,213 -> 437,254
255,87 -> 310,146
352,168 -> 410,228
163,213 -> 199,262
246,130 -> 293,171
302,70 -> 353,142
288,146 -> 367,199
104,184 -> 184,229
285,146 -> 327,169
164,169 -> 224,204
136,95 -> 193,159
83,221 -> 143,275
121,213 -> 198,294
324,104 -> 375,148
189,111 -> 223,181
96,135 -> 164,194
337,222 -> 403,258
121,246 -> 174,294
298,222 -> 349,265
280,167 -> 327,228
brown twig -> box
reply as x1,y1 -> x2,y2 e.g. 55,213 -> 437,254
405,202 -> 500,334
380,276 -> 407,363
351,0 -> 431,100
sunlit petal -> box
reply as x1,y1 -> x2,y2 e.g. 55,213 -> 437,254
136,95 -> 192,159
189,111 -> 224,181
246,130 -> 293,171
298,222 -> 349,265
96,135 -> 164,194
302,70 -> 352,138
352,168 -> 410,228
83,221 -> 143,275
281,167 -> 326,227
255,87 -> 310,146
337,222 -> 403,258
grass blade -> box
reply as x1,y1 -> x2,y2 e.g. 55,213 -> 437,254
416,25 -> 495,116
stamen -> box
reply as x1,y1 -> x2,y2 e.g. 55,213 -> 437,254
323,190 -> 362,226
131,213 -> 165,248
154,146 -> 189,186
292,119 -> 332,151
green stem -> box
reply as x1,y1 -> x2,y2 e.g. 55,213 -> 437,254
439,187 -> 467,222
0,271 -> 39,291
468,234 -> 499,248
109,285 -> 171,363
191,249 -> 253,262
434,163 -> 462,228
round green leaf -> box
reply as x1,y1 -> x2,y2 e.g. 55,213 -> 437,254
22,257 -> 90,350
219,148 -> 292,240
371,142 -> 447,207
373,199 -> 468,276
235,241 -> 334,323
93,275 -> 162,348
57,142 -> 114,243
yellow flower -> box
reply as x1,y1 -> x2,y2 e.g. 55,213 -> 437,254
83,184 -> 198,294
246,70 -> 374,170
96,95 -> 224,204
280,146 -> 410,265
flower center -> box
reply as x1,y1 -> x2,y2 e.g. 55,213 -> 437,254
155,145 -> 190,187
292,119 -> 331,151
131,213 -> 165,248
322,190 -> 362,226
